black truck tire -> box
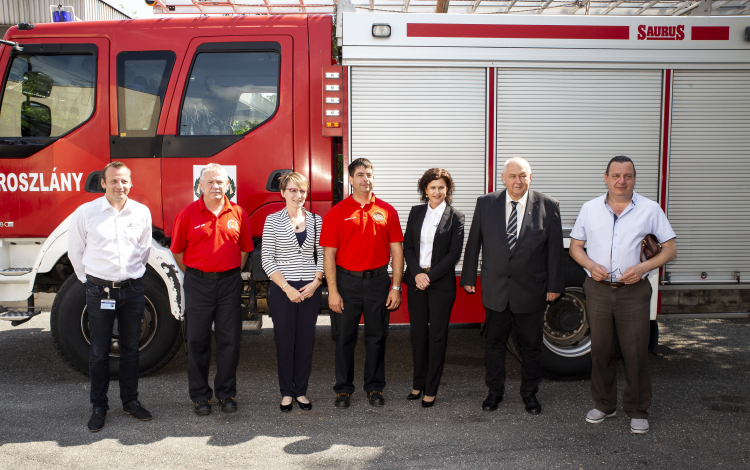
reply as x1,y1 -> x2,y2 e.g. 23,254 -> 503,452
541,254 -> 591,380
506,254 -> 593,380
50,268 -> 182,378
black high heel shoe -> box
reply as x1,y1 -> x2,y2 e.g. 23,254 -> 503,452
406,391 -> 423,400
280,398 -> 293,412
421,397 -> 436,408
296,398 -> 313,411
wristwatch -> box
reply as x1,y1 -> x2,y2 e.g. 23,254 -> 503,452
391,285 -> 402,293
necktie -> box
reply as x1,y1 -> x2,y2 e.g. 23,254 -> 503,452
507,201 -> 518,251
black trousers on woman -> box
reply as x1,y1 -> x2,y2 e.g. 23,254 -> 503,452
408,287 -> 456,396
269,280 -> 321,397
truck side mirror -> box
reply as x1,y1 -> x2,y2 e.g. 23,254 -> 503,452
21,71 -> 53,98
20,101 -> 51,137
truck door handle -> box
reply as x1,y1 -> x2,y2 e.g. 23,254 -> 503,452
266,169 -> 292,192
85,171 -> 105,193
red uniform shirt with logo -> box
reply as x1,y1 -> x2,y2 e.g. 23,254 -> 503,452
319,194 -> 403,272
170,195 -> 253,272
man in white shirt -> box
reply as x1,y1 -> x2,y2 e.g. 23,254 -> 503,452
570,155 -> 676,435
68,162 -> 153,432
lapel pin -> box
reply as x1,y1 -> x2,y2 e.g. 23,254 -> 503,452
528,211 -> 531,215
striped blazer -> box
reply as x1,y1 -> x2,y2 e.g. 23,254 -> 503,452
261,208 -> 324,281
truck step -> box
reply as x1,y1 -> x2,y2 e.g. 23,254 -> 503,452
0,268 -> 32,276
242,313 -> 263,331
0,308 -> 42,322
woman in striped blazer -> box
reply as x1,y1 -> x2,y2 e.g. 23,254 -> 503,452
262,172 -> 324,412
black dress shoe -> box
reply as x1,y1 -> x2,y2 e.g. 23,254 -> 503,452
482,393 -> 503,412
522,394 -> 542,415
368,391 -> 385,407
296,399 -> 313,411
194,400 -> 212,416
123,400 -> 152,421
280,400 -> 293,412
334,393 -> 350,409
421,397 -> 435,408
220,397 -> 238,413
88,407 -> 107,432
406,391 -> 423,400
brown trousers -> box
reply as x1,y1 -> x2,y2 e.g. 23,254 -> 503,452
584,277 -> 652,419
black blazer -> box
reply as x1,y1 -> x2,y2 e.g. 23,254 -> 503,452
404,203 -> 465,291
459,189 -> 565,313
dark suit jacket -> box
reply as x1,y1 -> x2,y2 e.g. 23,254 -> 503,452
459,189 -> 564,313
403,203 -> 465,291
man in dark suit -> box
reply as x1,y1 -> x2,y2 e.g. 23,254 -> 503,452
460,157 -> 564,415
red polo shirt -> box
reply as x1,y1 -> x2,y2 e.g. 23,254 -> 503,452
319,194 -> 403,272
170,196 -> 253,272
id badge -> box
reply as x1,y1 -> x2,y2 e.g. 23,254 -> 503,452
101,299 -> 116,310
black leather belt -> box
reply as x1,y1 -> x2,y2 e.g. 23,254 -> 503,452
598,276 -> 647,289
86,275 -> 140,289
337,265 -> 388,279
186,266 -> 240,280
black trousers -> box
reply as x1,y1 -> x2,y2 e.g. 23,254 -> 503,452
408,287 -> 456,396
184,270 -> 242,402
269,280 -> 321,397
86,277 -> 145,409
333,269 -> 391,395
485,306 -> 544,397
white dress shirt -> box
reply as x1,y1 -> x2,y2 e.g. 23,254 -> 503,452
419,201 -> 446,268
570,191 -> 676,280
505,190 -> 529,239
68,196 -> 152,283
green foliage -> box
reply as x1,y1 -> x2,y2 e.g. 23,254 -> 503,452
232,119 -> 261,135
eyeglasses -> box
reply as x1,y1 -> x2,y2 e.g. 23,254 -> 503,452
285,188 -> 307,196
606,268 -> 623,283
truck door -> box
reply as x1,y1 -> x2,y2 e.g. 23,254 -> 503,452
0,38 -> 110,237
160,36 -> 293,236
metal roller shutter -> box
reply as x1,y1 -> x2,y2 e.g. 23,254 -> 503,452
350,67 -> 487,270
666,71 -> 750,285
495,69 -> 662,229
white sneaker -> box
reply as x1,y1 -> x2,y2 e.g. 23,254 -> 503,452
630,418 -> 649,434
585,408 -> 617,424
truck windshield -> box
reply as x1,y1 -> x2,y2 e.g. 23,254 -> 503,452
0,53 -> 96,138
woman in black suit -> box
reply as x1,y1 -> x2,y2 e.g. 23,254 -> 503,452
403,168 -> 465,407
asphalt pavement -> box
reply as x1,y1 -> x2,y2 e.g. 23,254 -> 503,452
0,313 -> 748,469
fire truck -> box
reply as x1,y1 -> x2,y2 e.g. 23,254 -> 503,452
1,0 -> 748,380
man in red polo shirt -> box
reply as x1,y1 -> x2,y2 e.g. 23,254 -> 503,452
171,163 -> 253,416
321,158 -> 404,409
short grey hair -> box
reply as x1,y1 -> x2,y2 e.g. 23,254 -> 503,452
199,163 -> 228,181
501,157 -> 532,175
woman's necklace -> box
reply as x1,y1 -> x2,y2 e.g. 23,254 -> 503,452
289,209 -> 305,230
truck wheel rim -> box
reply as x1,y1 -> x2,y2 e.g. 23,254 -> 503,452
543,288 -> 591,358
79,296 -> 159,356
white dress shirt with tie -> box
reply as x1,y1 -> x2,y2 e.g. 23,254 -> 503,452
68,196 -> 153,283
505,190 -> 529,239
419,201 -> 446,268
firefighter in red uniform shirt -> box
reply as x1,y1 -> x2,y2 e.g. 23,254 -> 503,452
320,158 -> 404,409
170,163 -> 253,416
